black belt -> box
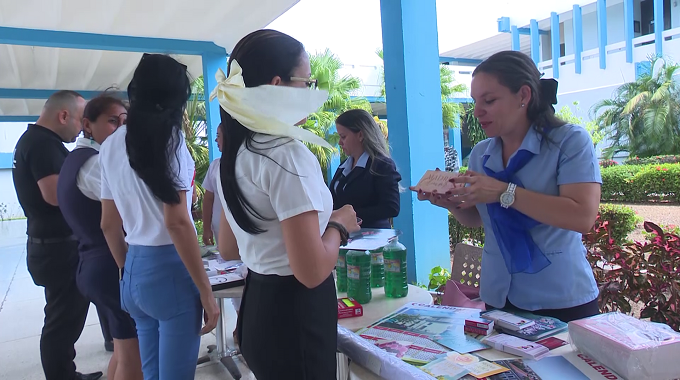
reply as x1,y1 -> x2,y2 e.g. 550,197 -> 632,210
27,235 -> 78,244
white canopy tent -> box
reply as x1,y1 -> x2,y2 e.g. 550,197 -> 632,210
0,0 -> 299,116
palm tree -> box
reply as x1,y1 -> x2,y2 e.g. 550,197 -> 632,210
591,56 -> 680,158
182,76 -> 210,198
304,49 -> 373,173
463,104 -> 487,147
375,49 -> 467,129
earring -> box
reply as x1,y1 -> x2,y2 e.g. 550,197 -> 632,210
521,103 -> 525,108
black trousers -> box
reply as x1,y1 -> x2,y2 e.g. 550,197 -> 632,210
26,239 -> 90,380
97,307 -> 112,342
237,271 -> 338,380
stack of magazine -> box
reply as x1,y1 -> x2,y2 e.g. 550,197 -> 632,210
353,303 -> 621,380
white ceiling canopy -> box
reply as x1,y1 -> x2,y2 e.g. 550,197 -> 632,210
0,0 -> 299,117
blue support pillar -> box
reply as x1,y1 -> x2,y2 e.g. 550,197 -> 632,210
326,122 -> 341,185
573,5 -> 583,74
654,0 -> 664,56
597,0 -> 608,69
550,12 -> 560,79
380,0 -> 449,284
202,53 -> 228,162
530,19 -> 540,65
511,25 -> 520,51
624,0 -> 634,63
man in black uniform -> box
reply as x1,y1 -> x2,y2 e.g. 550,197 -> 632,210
12,90 -> 103,380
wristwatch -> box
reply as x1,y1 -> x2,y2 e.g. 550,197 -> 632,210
500,183 -> 517,209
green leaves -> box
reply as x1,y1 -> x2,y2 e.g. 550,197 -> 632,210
183,76 -> 210,198
591,55 -> 680,159
555,102 -> 603,148
584,216 -> 680,331
464,104 -> 487,147
306,49 -> 373,176
427,266 -> 451,292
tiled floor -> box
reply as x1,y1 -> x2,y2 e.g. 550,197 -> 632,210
0,220 -> 255,380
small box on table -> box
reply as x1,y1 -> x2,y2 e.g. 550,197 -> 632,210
465,316 -> 494,330
464,325 -> 493,336
338,297 -> 364,319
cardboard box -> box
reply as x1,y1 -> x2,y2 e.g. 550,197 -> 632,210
464,325 -> 493,336
338,297 -> 363,319
569,313 -> 680,380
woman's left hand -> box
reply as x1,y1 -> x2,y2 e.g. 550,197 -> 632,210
449,170 -> 508,209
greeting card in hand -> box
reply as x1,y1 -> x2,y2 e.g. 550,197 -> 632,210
414,170 -> 463,194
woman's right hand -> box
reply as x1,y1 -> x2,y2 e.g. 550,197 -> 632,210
199,291 -> 220,335
330,204 -> 361,233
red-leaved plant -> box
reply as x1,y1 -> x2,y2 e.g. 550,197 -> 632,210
584,215 -> 680,331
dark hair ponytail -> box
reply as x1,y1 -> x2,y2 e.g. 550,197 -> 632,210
220,29 -> 306,234
473,51 -> 565,134
125,54 -> 191,205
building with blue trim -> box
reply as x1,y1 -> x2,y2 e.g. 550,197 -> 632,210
436,0 -> 680,160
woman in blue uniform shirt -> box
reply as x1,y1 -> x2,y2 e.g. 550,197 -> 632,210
415,51 -> 602,322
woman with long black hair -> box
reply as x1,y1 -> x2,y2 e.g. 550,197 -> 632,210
99,54 -> 219,380
211,29 -> 360,379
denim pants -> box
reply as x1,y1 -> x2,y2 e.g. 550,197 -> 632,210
120,245 -> 202,380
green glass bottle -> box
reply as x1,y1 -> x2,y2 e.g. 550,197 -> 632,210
370,247 -> 385,288
336,249 -> 348,292
346,250 -> 372,304
383,238 -> 408,298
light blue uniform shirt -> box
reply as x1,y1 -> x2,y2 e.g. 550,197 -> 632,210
468,124 -> 601,311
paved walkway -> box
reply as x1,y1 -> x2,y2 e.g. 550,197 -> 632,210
0,219 -> 254,379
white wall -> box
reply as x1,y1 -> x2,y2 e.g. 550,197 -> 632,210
338,64 -> 383,98
0,170 -> 23,219
0,123 -> 76,219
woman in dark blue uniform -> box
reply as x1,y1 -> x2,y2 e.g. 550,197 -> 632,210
329,109 -> 401,229
57,94 -> 143,380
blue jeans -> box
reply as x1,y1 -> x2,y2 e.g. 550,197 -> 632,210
120,245 -> 201,380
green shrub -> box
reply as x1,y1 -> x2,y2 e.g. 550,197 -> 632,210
600,165 -> 644,201
629,164 -> 680,202
597,204 -> 641,244
601,163 -> 680,202
449,212 -> 484,247
624,155 -> 680,165
195,220 -> 204,245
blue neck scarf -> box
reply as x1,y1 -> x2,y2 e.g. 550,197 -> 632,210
483,149 -> 551,274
